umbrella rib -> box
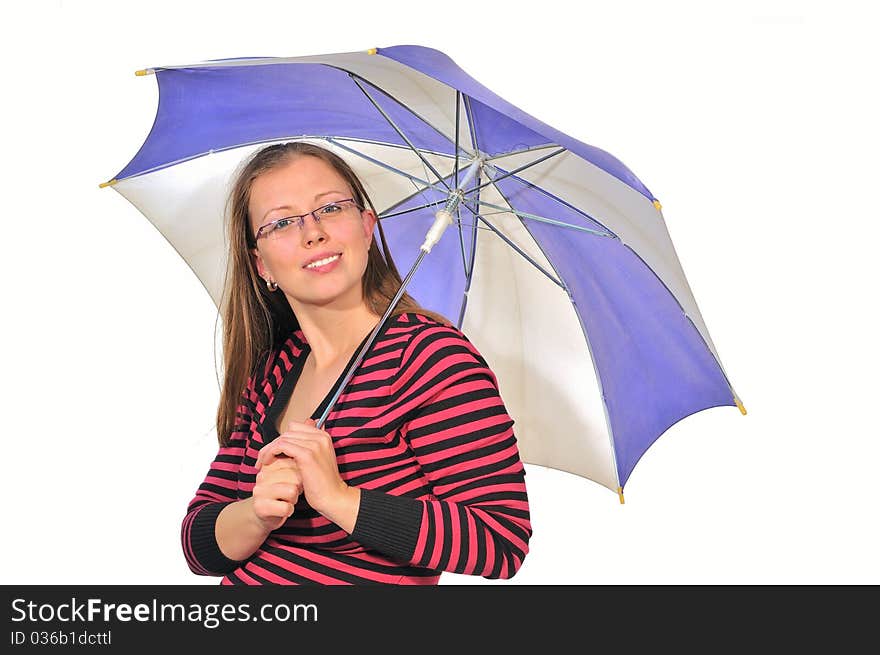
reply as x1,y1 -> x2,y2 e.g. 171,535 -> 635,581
453,90 -> 472,291
474,200 -> 614,238
379,199 -> 446,220
329,135 -> 459,161
463,95 -> 480,153
454,167 -> 483,329
453,91 -> 463,272
350,75 -> 452,192
484,175 -> 625,494
325,141 -> 465,226
460,200 -> 566,290
324,137 -> 440,190
323,138 -> 459,220
345,70 -> 474,160
464,147 -> 567,196
485,143 -> 563,162
373,163 -> 487,219
454,91 -> 461,190
458,93 -> 485,326
455,204 -> 469,288
479,162 -> 620,241
456,93 -> 477,328
374,197 -> 504,232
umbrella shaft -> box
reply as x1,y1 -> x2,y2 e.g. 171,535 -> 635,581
446,156 -> 483,213
316,158 -> 481,429
316,249 -> 429,430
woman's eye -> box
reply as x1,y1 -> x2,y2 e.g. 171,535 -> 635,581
275,218 -> 293,230
320,203 -> 342,215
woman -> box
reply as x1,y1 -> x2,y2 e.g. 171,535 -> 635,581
181,141 -> 532,584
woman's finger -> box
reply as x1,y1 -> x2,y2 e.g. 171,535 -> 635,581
256,428 -> 327,468
283,418 -> 324,436
256,438 -> 313,469
268,481 -> 303,502
260,457 -> 301,473
251,497 -> 295,520
258,466 -> 303,487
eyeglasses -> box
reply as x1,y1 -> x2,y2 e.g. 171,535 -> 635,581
253,198 -> 364,243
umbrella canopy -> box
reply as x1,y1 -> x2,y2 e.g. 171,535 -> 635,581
103,44 -> 743,499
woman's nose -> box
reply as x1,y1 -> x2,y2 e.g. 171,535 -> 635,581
300,214 -> 327,246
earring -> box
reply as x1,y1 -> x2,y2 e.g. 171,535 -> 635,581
265,277 -> 278,292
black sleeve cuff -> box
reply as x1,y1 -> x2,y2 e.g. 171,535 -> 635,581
350,488 -> 424,563
189,501 -> 247,574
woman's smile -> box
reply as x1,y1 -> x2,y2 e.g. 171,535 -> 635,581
303,253 -> 342,272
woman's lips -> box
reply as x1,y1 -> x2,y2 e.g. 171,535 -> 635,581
303,253 -> 342,273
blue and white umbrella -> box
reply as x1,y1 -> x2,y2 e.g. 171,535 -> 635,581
103,45 -> 744,501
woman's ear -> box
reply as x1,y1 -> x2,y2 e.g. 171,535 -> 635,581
251,247 -> 268,279
362,209 -> 377,248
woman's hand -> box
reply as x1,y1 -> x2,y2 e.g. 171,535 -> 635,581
250,455 -> 303,532
255,419 -> 361,531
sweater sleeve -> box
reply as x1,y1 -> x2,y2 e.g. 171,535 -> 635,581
350,325 -> 532,579
180,377 -> 256,577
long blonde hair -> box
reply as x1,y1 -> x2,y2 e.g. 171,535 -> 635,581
216,141 -> 451,447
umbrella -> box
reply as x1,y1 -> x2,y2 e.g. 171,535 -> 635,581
102,44 -> 744,502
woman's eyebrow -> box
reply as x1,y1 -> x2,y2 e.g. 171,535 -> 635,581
261,191 -> 348,220
314,190 -> 347,200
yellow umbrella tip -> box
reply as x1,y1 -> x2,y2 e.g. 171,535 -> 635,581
99,178 -> 117,189
653,199 -> 662,211
617,486 -> 625,504
135,69 -> 149,76
735,398 -> 747,415
367,48 -> 378,55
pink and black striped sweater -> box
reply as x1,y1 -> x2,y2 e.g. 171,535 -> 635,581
181,312 -> 532,584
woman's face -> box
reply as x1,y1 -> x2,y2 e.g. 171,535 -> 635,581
248,155 -> 376,310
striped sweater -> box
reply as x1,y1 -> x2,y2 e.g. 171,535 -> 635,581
181,312 -> 532,584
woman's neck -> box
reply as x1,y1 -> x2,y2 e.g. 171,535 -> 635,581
294,304 -> 382,371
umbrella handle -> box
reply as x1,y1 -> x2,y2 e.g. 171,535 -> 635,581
420,155 -> 483,253
420,209 -> 454,253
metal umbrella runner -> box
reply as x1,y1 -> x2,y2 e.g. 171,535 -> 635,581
102,45 -> 745,502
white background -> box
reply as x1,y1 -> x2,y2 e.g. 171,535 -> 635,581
2,0 -> 877,585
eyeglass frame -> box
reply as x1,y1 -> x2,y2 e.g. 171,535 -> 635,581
251,198 -> 365,245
